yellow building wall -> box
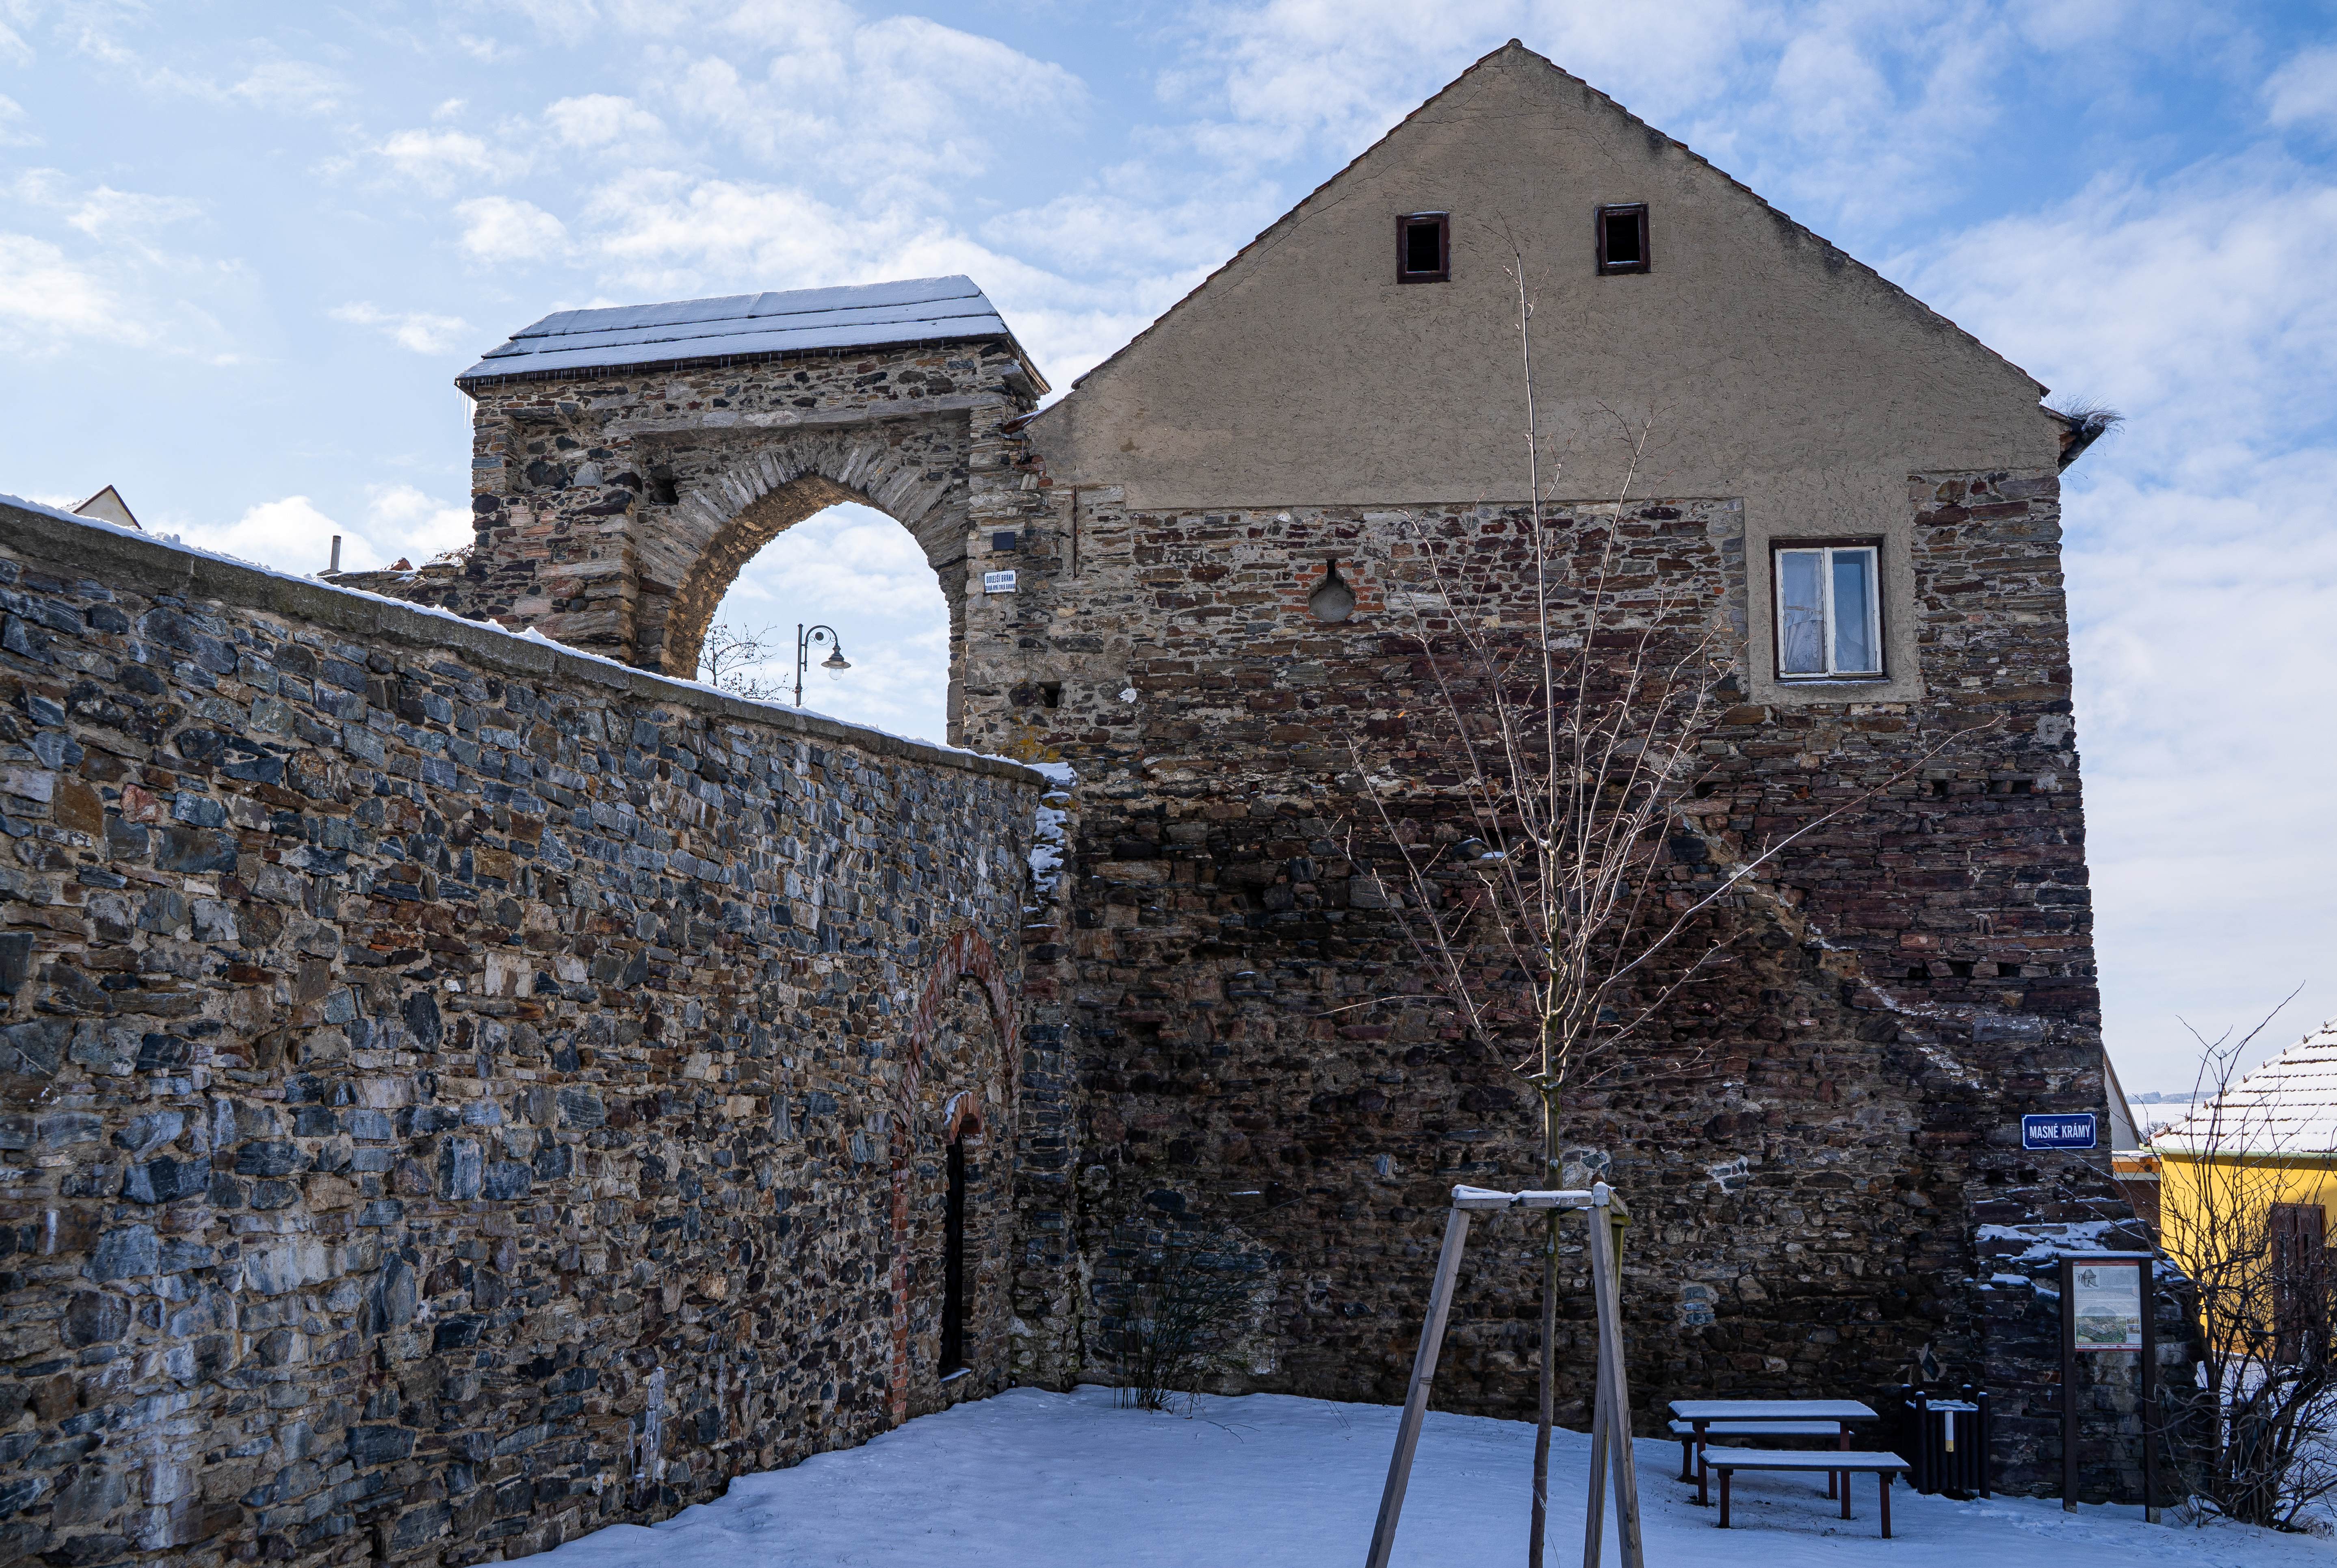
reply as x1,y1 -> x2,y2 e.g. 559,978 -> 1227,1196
2156,1151 -> 2337,1280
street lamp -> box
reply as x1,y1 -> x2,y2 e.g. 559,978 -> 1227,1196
793,624 -> 850,707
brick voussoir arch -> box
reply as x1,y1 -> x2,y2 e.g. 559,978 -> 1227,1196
887,926 -> 1018,1426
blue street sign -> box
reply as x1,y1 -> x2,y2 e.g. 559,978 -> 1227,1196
2022,1113 -> 2097,1150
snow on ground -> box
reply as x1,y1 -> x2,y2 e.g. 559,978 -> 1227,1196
543,1386 -> 2327,1568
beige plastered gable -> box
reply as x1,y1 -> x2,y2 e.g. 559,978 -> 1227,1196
1025,40 -> 2064,706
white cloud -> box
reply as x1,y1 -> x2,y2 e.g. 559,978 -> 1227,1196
170,486 -> 474,577
11,169 -> 203,240
0,170 -> 247,359
359,483 -> 476,564
59,184 -> 203,240
487,2 -> 1084,186
569,169 -> 1145,380
454,195 -> 568,262
0,92 -> 36,146
1894,158 -> 2337,465
171,495 -> 345,573
982,175 -> 1279,279
3,9 -> 346,116
228,58 -> 342,115
2266,44 -> 2337,133
546,92 -> 663,149
381,127 -> 529,191
0,232 -> 141,352
331,301 -> 478,355
582,171 -> 908,285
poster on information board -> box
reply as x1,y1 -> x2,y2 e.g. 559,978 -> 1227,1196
2071,1260 -> 2145,1352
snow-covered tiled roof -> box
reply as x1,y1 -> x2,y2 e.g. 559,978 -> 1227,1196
455,275 -> 1044,389
2153,1020 -> 2337,1156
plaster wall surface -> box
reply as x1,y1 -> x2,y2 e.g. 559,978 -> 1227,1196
0,503 -> 1040,1566
1024,44 -> 2063,708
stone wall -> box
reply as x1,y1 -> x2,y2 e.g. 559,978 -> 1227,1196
0,502 -> 1041,1565
959,462 -> 2183,1495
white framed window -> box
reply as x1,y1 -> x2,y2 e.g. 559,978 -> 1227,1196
1774,541 -> 1883,680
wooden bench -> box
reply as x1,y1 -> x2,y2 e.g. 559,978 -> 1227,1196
1668,1399 -> 1877,1506
1710,1451 -> 1910,1537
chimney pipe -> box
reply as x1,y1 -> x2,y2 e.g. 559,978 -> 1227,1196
328,535 -> 342,574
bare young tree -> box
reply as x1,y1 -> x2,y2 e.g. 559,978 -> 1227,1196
2156,1002 -> 2337,1531
698,620 -> 786,702
1343,242 -> 1975,1566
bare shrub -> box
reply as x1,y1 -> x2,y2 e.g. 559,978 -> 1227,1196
1111,1225 -> 1269,1415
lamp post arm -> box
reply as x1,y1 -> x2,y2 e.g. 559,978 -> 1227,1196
794,624 -> 843,708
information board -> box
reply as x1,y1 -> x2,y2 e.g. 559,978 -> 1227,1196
2071,1260 -> 2145,1352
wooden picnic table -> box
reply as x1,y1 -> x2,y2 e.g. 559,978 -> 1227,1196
1667,1399 -> 1879,1507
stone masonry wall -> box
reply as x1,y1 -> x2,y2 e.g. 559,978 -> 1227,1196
952,462 -> 2182,1497
0,503 -> 1040,1565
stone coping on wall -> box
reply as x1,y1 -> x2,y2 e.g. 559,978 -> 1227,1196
0,495 -> 1044,789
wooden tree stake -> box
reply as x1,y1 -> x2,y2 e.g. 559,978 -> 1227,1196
1366,1186 -> 1642,1568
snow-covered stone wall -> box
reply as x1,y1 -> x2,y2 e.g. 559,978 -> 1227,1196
0,501 -> 1040,1565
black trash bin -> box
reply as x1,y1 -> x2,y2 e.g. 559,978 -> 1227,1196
1895,1384 -> 1990,1498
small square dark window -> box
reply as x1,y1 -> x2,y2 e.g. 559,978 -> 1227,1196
1397,212 -> 1449,283
1597,203 -> 1649,275
990,530 -> 1019,552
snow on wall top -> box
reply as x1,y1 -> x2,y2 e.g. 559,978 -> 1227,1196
0,491 -> 1045,789
2153,1019 -> 2337,1156
455,275 -> 1044,388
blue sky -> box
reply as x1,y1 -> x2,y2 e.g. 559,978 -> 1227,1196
4,0 -> 2335,1089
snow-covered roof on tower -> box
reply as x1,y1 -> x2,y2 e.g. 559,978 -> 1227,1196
2153,1020 -> 2337,1156
455,275 -> 1044,391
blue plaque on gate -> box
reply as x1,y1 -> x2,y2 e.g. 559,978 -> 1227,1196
2021,1112 -> 2097,1150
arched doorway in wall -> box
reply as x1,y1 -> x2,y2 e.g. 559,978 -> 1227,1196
690,500 -> 954,746
888,931 -> 1016,1423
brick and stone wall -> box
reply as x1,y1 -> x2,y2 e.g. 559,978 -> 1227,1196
958,464 -> 2183,1496
0,502 -> 1040,1564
